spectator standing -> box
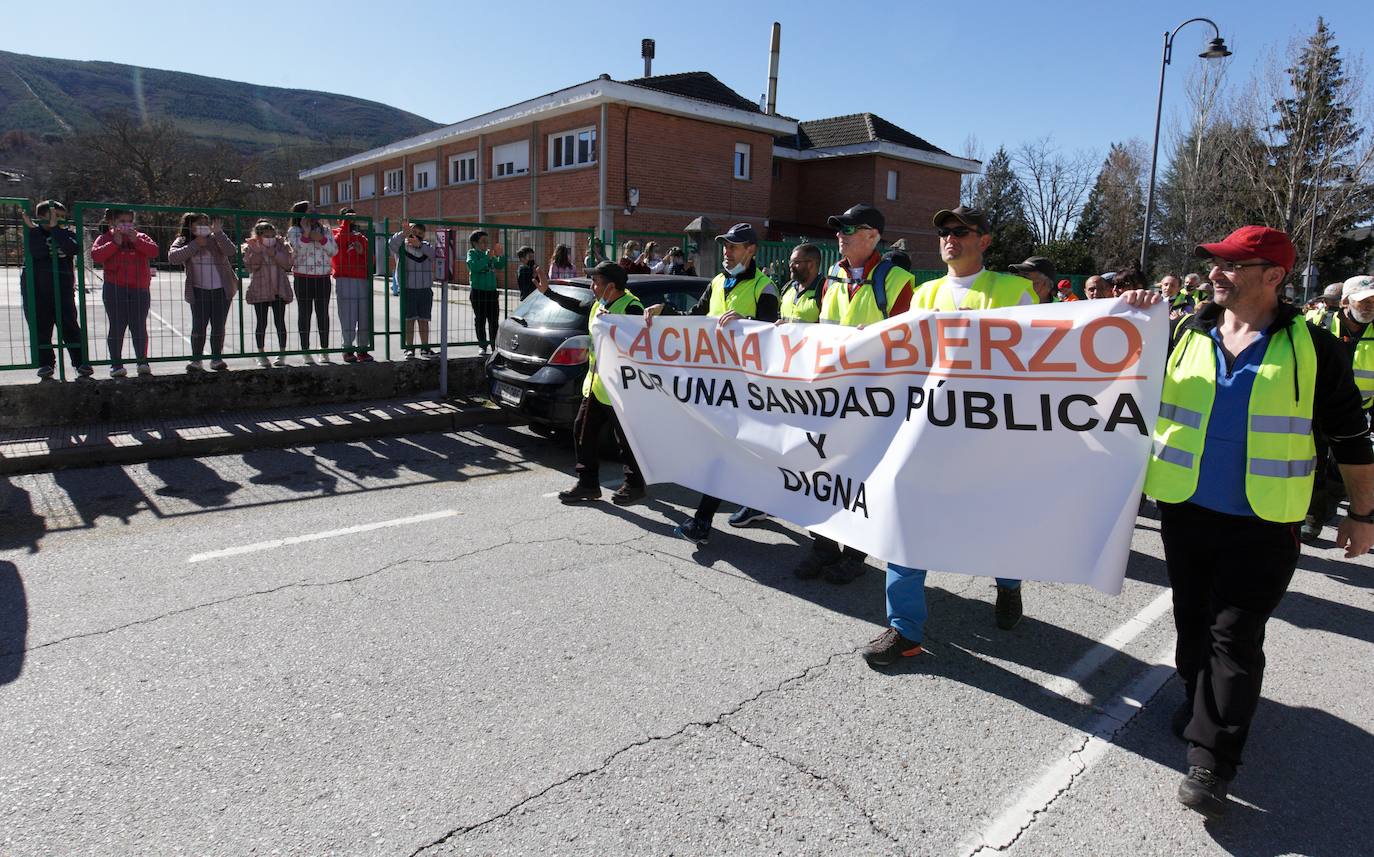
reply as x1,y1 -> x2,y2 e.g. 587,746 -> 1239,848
391,223 -> 437,358
169,213 -> 238,372
516,246 -> 542,299
642,241 -> 665,273
466,230 -> 506,355
19,200 -> 91,378
1008,255 -> 1058,304
582,236 -> 608,273
1057,279 -> 1078,301
286,201 -> 336,364
332,210 -> 373,363
663,247 -> 688,275
1083,275 -> 1113,299
243,221 -> 294,367
548,243 -> 577,280
619,240 -> 650,274
90,208 -> 159,377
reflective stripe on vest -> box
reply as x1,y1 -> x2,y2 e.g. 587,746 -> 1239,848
1143,317 -> 1318,523
583,289 -> 642,404
1329,316 -> 1374,409
818,261 -> 914,327
707,271 -> 773,318
912,270 -> 1034,311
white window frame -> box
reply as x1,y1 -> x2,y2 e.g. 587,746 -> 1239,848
318,183 -> 332,205
548,126 -> 597,171
886,169 -> 898,201
337,180 -> 352,203
449,151 -> 477,184
492,141 -> 529,179
733,143 -> 751,180
384,168 -> 404,196
413,160 -> 436,192
358,173 -> 376,199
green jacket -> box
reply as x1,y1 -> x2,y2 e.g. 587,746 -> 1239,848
467,248 -> 506,291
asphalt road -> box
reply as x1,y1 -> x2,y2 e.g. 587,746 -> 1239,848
1,424 -> 1371,855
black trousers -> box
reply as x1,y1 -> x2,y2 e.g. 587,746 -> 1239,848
471,290 -> 499,349
294,275 -> 331,349
811,535 -> 866,562
21,272 -> 84,368
253,300 -> 288,352
1160,501 -> 1299,780
189,287 -> 231,359
573,396 -> 642,489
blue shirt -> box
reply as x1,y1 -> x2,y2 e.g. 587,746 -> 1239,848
1188,328 -> 1272,516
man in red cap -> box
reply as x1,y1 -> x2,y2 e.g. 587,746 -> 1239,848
1143,225 -> 1374,817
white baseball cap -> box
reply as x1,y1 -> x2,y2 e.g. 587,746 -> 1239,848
1343,275 -> 1374,303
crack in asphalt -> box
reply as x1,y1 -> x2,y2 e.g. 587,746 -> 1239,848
407,647 -> 863,856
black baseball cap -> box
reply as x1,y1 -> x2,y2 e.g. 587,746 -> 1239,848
717,223 -> 759,245
932,206 -> 990,232
1009,256 -> 1057,280
827,204 -> 884,234
591,261 -> 628,287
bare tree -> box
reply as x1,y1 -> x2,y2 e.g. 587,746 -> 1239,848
1013,137 -> 1097,245
960,133 -> 983,205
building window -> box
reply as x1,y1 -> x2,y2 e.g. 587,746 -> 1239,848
449,151 -> 477,184
337,180 -> 352,203
492,141 -> 529,178
384,168 -> 404,195
358,173 -> 376,199
318,184 -> 332,205
548,126 -> 597,170
734,143 -> 751,180
886,170 -> 898,201
413,160 -> 436,191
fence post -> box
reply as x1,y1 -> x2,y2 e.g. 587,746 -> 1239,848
235,212 -> 246,357
18,200 -> 40,373
439,227 -> 449,399
72,203 -> 92,372
383,218 -> 391,360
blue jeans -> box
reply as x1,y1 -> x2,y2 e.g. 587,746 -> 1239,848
885,564 -> 1021,642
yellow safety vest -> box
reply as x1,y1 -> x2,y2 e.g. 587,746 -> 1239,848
780,277 -> 822,323
912,270 -> 1035,311
1144,316 -> 1318,523
1329,315 -> 1374,410
583,289 -> 642,404
1306,306 -> 1331,325
819,260 -> 915,327
707,270 -> 774,318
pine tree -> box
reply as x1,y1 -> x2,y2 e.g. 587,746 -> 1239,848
968,147 -> 1037,270
1076,143 -> 1146,273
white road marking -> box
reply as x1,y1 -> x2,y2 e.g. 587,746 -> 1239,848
187,509 -> 457,562
1039,589 -> 1175,700
149,309 -> 193,347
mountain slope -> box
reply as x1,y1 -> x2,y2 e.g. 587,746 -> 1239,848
0,50 -> 442,153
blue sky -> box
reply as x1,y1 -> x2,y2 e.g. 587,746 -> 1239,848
7,0 -> 1372,168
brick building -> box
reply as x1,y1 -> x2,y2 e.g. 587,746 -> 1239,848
301,72 -> 979,271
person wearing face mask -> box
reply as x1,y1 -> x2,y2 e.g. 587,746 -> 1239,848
286,201 -> 337,364
90,208 -> 160,377
169,212 -> 239,372
18,200 -> 92,379
332,208 -> 373,363
643,222 -> 779,545
243,221 -> 294,367
391,223 -> 437,358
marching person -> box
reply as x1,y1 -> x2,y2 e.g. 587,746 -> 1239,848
1008,255 -> 1057,305
1305,283 -> 1343,325
543,262 -> 648,505
1141,226 -> 1374,818
643,222 -> 779,545
862,206 -> 1036,667
1083,275 -> 1114,300
1161,274 -> 1194,318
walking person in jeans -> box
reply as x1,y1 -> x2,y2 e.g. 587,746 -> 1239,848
242,220 -> 294,367
19,200 -> 92,378
286,201 -> 336,364
466,230 -> 505,355
169,213 -> 238,372
90,208 -> 159,377
390,223 -> 437,358
332,209 -> 373,363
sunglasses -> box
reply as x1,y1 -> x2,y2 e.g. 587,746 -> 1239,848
937,226 -> 980,238
837,224 -> 874,236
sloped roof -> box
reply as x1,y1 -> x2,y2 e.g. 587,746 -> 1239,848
623,72 -> 762,114
777,112 -> 951,156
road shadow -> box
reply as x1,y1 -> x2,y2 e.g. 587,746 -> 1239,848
146,457 -> 241,507
242,448 -> 339,494
1274,589 -> 1374,647
0,478 -> 46,553
1296,549 -> 1374,591
312,440 -> 403,481
51,465 -> 146,526
0,561 -> 25,684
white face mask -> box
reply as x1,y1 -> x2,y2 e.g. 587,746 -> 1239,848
115,222 -> 135,233
1351,305 -> 1374,324
194,225 -> 211,237
725,262 -> 746,276
261,236 -> 277,247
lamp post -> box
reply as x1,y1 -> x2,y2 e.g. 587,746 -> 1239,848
1140,18 -> 1232,276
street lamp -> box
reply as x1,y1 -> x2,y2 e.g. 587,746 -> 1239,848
1140,19 -> 1232,275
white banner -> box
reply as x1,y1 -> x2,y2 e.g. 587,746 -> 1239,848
593,299 -> 1168,594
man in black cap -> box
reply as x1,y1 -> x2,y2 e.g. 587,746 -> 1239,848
1008,255 -> 1058,304
644,222 -> 779,544
540,262 -> 648,505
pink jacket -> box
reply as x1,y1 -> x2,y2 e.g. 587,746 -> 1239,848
242,239 -> 295,304
91,230 -> 159,288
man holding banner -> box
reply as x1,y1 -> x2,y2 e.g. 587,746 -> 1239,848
863,206 -> 1038,667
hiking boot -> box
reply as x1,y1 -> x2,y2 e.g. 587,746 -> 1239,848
1177,766 -> 1229,818
1299,517 -> 1322,545
793,552 -> 833,580
557,482 -> 601,504
861,627 -> 924,667
727,506 -> 768,528
995,584 -> 1024,630
610,482 -> 646,506
673,519 -> 711,545
825,556 -> 869,585
1172,701 -> 1192,741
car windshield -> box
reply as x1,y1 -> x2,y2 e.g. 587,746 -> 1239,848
512,286 -> 592,327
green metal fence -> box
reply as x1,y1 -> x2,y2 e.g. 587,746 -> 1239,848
2,198 -> 40,373
602,229 -> 691,272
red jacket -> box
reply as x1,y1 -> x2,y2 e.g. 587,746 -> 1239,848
91,230 -> 160,288
331,221 -> 370,279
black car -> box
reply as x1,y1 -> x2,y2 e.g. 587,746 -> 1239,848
485,274 -> 707,427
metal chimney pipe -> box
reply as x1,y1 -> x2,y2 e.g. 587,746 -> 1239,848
642,38 -> 655,78
766,22 -> 780,115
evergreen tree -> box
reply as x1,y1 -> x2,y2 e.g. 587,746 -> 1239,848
1076,143 -> 1146,274
968,147 -> 1037,270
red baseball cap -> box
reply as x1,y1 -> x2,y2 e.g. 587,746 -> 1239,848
1057,279 -> 1072,291
1195,226 -> 1296,274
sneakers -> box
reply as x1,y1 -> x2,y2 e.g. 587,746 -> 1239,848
861,627 -> 924,667
557,483 -> 601,504
421,348 -> 437,358
136,363 -> 152,376
792,552 -> 832,580
36,366 -> 54,379
1177,766 -> 1229,818
210,359 -> 228,372
319,353 -> 333,364
356,352 -> 375,363
343,352 -> 358,364
403,349 -> 416,360
110,366 -> 128,378
186,360 -> 204,372
825,556 -> 869,585
257,356 -> 272,368
995,585 -> 1024,630
303,353 -> 317,365
673,519 -> 711,545
727,506 -> 768,528
1172,701 -> 1192,741
610,482 -> 646,506
76,364 -> 94,378
273,356 -> 289,367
